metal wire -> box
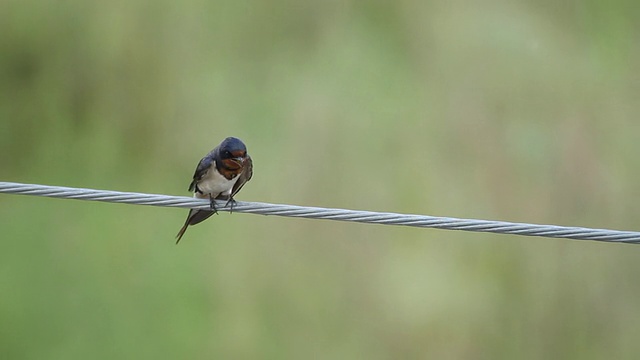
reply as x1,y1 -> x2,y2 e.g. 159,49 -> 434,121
1,181 -> 639,244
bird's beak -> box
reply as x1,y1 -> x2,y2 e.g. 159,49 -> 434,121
232,157 -> 245,166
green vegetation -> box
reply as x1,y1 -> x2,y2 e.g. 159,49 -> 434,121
1,0 -> 639,358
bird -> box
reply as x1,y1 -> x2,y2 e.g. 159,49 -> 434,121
176,137 -> 253,244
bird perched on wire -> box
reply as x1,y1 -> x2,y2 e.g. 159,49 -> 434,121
176,137 -> 253,243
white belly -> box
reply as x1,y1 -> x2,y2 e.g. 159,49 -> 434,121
195,162 -> 239,197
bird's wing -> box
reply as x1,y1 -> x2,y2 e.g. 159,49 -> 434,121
230,155 -> 253,198
188,149 -> 217,192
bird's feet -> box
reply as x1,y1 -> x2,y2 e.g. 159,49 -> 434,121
208,194 -> 218,214
225,197 -> 237,214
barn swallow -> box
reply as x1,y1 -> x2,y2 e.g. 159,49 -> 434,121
176,137 -> 253,243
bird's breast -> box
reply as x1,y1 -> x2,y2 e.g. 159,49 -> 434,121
195,162 -> 240,197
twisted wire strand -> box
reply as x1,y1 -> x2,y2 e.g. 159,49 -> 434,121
1,181 -> 639,244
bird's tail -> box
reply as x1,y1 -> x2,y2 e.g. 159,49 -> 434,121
175,209 -> 216,244
175,223 -> 190,244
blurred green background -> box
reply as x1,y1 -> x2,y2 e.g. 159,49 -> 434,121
1,0 -> 639,358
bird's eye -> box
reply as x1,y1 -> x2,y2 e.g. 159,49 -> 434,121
224,151 -> 231,157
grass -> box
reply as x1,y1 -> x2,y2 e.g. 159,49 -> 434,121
1,0 -> 639,358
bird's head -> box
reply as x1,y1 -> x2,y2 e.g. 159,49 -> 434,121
219,137 -> 248,170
